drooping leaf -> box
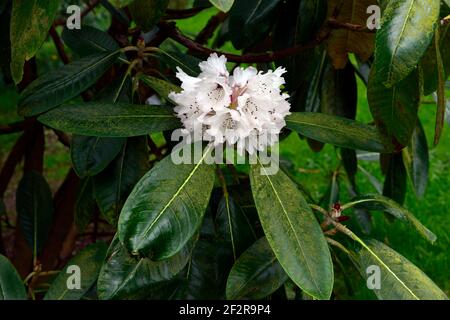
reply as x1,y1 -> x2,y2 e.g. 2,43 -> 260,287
156,48 -> 201,77
71,136 -> 126,178
402,121 -> 429,198
118,147 -> 215,259
350,194 -> 436,243
139,75 -> 181,103
0,254 -> 27,300
374,0 -> 440,87
326,0 -> 377,69
38,102 -> 181,137
61,25 -> 120,57
216,194 -> 257,260
383,153 -> 407,205
16,171 -> 53,255
367,67 -> 421,147
228,0 -> 280,49
286,112 -> 393,153
97,235 -> 194,300
44,242 -> 108,300
10,0 -> 60,83
19,52 -> 120,116
433,27 -> 447,146
250,162 -> 333,300
354,239 -> 447,300
74,178 -> 96,232
209,0 -> 234,12
94,137 -> 149,226
129,0 -> 169,32
226,237 -> 288,300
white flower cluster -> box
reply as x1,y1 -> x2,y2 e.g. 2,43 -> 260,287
169,53 -> 291,155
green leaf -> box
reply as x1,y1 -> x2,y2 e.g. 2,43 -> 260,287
250,162 -> 333,300
61,25 -> 120,57
71,136 -> 126,178
383,153 -> 407,205
402,121 -> 429,198
16,171 -> 53,255
354,239 -> 447,300
434,27 -> 446,146
374,0 -> 440,87
110,0 -> 135,8
229,0 -> 280,49
44,242 -> 108,300
209,0 -> 234,12
129,0 -> 169,32
286,112 -> 393,153
216,194 -> 257,260
368,67 -> 421,147
10,0 -> 60,84
19,51 -> 120,116
94,137 -> 149,226
97,235 -> 194,300
38,102 -> 181,137
0,254 -> 27,300
226,237 -> 288,300
348,193 -> 436,243
74,178 -> 96,232
118,147 -> 215,259
139,75 -> 181,103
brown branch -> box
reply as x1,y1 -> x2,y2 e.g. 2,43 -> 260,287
49,26 -> 70,64
53,0 -> 102,26
53,129 -> 71,148
163,22 -> 331,63
327,18 -> 376,33
163,7 -> 207,20
195,11 -> 227,45
0,121 -> 26,135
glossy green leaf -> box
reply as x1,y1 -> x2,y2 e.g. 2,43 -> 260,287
19,51 -> 120,116
216,194 -> 257,260
74,178 -> 96,232
71,136 -> 126,178
61,25 -> 120,57
10,0 -> 59,84
349,194 -> 436,243
139,75 -> 181,103
44,242 -> 108,300
402,121 -> 429,198
354,239 -> 447,300
209,0 -> 234,12
97,235 -> 194,300
129,0 -> 169,32
374,0 -> 440,87
383,153 -> 407,205
226,237 -> 288,300
368,67 -> 421,147
286,112 -> 393,153
250,162 -> 333,300
16,171 -> 53,255
38,102 -> 181,137
94,137 -> 149,226
229,0 -> 280,49
0,254 -> 27,300
118,147 -> 215,259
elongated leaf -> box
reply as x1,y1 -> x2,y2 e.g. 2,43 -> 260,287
10,0 -> 59,83
327,0 -> 376,68
209,0 -> 234,12
129,0 -> 169,32
216,194 -> 257,260
44,242 -> 108,300
250,162 -> 333,300
350,194 -> 436,243
368,67 -> 421,147
94,137 -> 149,226
354,239 -> 447,300
226,237 -> 287,300
74,178 -> 95,232
374,0 -> 440,87
434,27 -> 446,146
19,51 -> 120,116
61,25 -> 120,57
16,171 -> 53,255
139,75 -> 181,103
110,0 -> 135,8
0,254 -> 27,300
286,112 -> 393,153
71,136 -> 126,178
402,121 -> 429,198
229,0 -> 280,49
38,102 -> 181,137
118,147 -> 215,259
97,235 -> 194,300
383,153 -> 407,205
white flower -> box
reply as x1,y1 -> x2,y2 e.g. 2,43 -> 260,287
169,53 -> 291,155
